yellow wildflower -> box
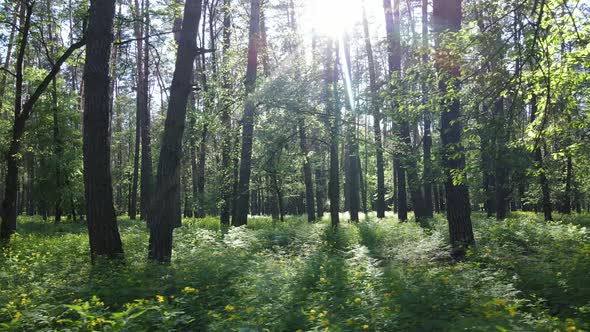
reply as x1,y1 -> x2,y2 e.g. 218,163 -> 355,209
354,297 -> 362,304
363,324 -> 369,330
182,286 -> 198,293
156,295 -> 165,303
225,304 -> 235,312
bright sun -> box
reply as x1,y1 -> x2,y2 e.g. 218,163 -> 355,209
309,0 -> 360,37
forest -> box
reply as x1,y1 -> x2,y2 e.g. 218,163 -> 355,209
0,0 -> 589,330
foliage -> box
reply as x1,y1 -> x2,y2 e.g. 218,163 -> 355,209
1,214 -> 588,331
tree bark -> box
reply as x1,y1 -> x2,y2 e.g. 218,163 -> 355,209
362,5 -> 385,219
233,0 -> 261,227
530,94 -> 553,221
421,0 -> 434,218
384,0 -> 409,222
433,0 -> 474,256
147,0 -> 203,262
219,0 -> 232,225
82,0 -> 124,262
328,41 -> 340,228
140,0 -> 153,221
0,0 -> 20,118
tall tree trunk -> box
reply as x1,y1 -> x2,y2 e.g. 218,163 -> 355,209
82,0 -> 124,262
562,152 -> 572,214
140,0 -> 153,221
219,0 -> 232,225
196,124 -> 207,217
189,92 -> 199,217
234,0 -> 261,227
530,94 -> 553,221
315,163 -> 325,219
384,0 -> 407,221
47,9 -> 64,223
0,0 -> 20,118
299,120 -> 316,222
494,97 -> 509,220
421,0 -> 434,218
130,113 -> 140,219
147,0 -> 203,262
433,0 -> 474,256
342,35 -> 359,223
327,41 -> 340,228
362,5 -> 385,219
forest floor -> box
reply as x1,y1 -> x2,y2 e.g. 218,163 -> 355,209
0,212 -> 589,331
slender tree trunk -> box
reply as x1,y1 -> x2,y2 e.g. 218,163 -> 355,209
421,0 -> 433,218
530,94 -> 553,221
219,0 -> 232,225
0,0 -> 20,118
328,41 -> 340,228
433,0 -> 474,256
315,163 -> 325,219
189,92 -> 199,217
562,152 -> 572,214
82,0 -> 124,262
234,0 -> 261,227
362,5 -> 385,218
299,120 -> 316,222
384,0 -> 414,222
130,112 -> 140,219
140,0 -> 153,221
147,0 -> 203,262
494,97 -> 509,220
196,124 -> 207,217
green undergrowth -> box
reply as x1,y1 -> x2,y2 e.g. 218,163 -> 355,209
0,213 -> 588,331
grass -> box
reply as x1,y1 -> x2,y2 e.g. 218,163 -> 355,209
0,212 -> 588,331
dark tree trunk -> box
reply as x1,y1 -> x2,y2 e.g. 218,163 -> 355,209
315,163 -> 325,219
147,0 -> 202,262
357,156 -> 368,216
25,153 -> 34,216
130,110 -> 140,219
52,75 -> 63,223
140,0 -> 153,221
82,0 -> 124,262
234,0 -> 261,227
421,0 -> 433,218
189,92 -> 199,217
562,153 -> 572,214
494,97 -> 509,220
433,0 -> 474,256
433,183 -> 441,213
480,114 -> 496,217
362,4 -> 385,219
0,1 -> 20,119
219,0 -> 232,225
299,120 -> 316,222
384,0 -> 409,222
342,36 -> 359,223
325,41 -> 340,228
195,124 -> 207,218
530,94 -> 553,221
